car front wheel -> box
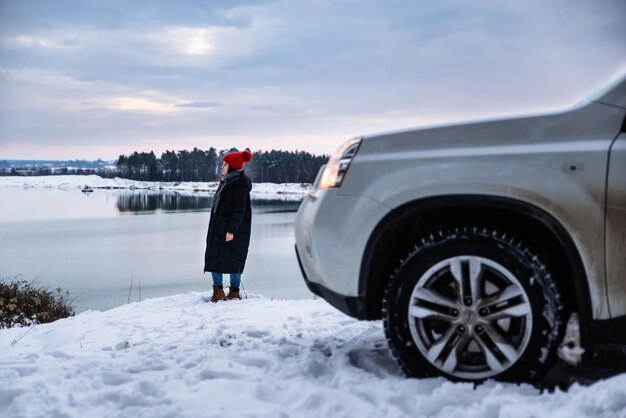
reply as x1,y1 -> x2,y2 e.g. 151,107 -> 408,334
382,226 -> 564,382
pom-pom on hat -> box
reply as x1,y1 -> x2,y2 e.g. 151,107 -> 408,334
223,150 -> 252,170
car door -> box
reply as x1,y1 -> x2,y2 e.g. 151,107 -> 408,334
606,132 -> 626,333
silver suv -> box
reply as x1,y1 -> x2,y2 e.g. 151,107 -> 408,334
295,75 -> 626,382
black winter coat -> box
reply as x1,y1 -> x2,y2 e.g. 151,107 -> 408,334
204,171 -> 252,274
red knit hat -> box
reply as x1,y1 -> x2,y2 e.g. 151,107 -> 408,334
223,150 -> 252,170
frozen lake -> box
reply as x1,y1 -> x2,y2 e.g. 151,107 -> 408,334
0,187 -> 311,312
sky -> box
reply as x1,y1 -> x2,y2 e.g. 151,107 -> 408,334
0,0 -> 625,160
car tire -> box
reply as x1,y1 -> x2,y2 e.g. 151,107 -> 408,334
382,226 -> 564,383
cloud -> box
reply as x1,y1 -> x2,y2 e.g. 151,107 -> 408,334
175,101 -> 222,108
2,35 -> 73,50
0,68 -> 185,114
0,0 -> 625,159
158,27 -> 217,55
98,97 -> 177,113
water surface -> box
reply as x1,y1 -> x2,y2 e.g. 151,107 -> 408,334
0,188 -> 310,312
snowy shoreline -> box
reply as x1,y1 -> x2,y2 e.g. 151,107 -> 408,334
0,175 -> 312,200
1,292 -> 625,417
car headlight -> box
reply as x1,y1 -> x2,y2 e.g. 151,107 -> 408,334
319,136 -> 363,190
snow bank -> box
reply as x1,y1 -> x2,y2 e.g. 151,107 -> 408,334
1,293 -> 624,418
0,175 -> 312,200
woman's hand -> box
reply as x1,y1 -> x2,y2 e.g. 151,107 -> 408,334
225,233 -> 234,242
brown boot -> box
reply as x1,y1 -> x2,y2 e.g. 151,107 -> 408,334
225,286 -> 241,300
210,285 -> 225,303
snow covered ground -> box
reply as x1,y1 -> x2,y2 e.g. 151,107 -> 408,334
1,293 -> 625,418
0,175 -> 312,200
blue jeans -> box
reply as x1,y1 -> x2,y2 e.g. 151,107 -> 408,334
211,272 -> 241,288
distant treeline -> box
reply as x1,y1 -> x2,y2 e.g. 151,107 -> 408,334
116,148 -> 329,183
3,167 -> 106,177
0,159 -> 108,170
1,159 -> 111,177
1,148 -> 330,184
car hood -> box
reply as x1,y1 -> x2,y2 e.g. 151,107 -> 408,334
358,74 -> 626,156
359,101 -> 624,156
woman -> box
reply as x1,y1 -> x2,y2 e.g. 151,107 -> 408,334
204,150 -> 253,302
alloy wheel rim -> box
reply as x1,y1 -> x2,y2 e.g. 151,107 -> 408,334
407,255 -> 533,380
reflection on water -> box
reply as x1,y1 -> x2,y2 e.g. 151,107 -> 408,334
117,192 -> 213,213
249,199 -> 302,213
116,191 -> 302,213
